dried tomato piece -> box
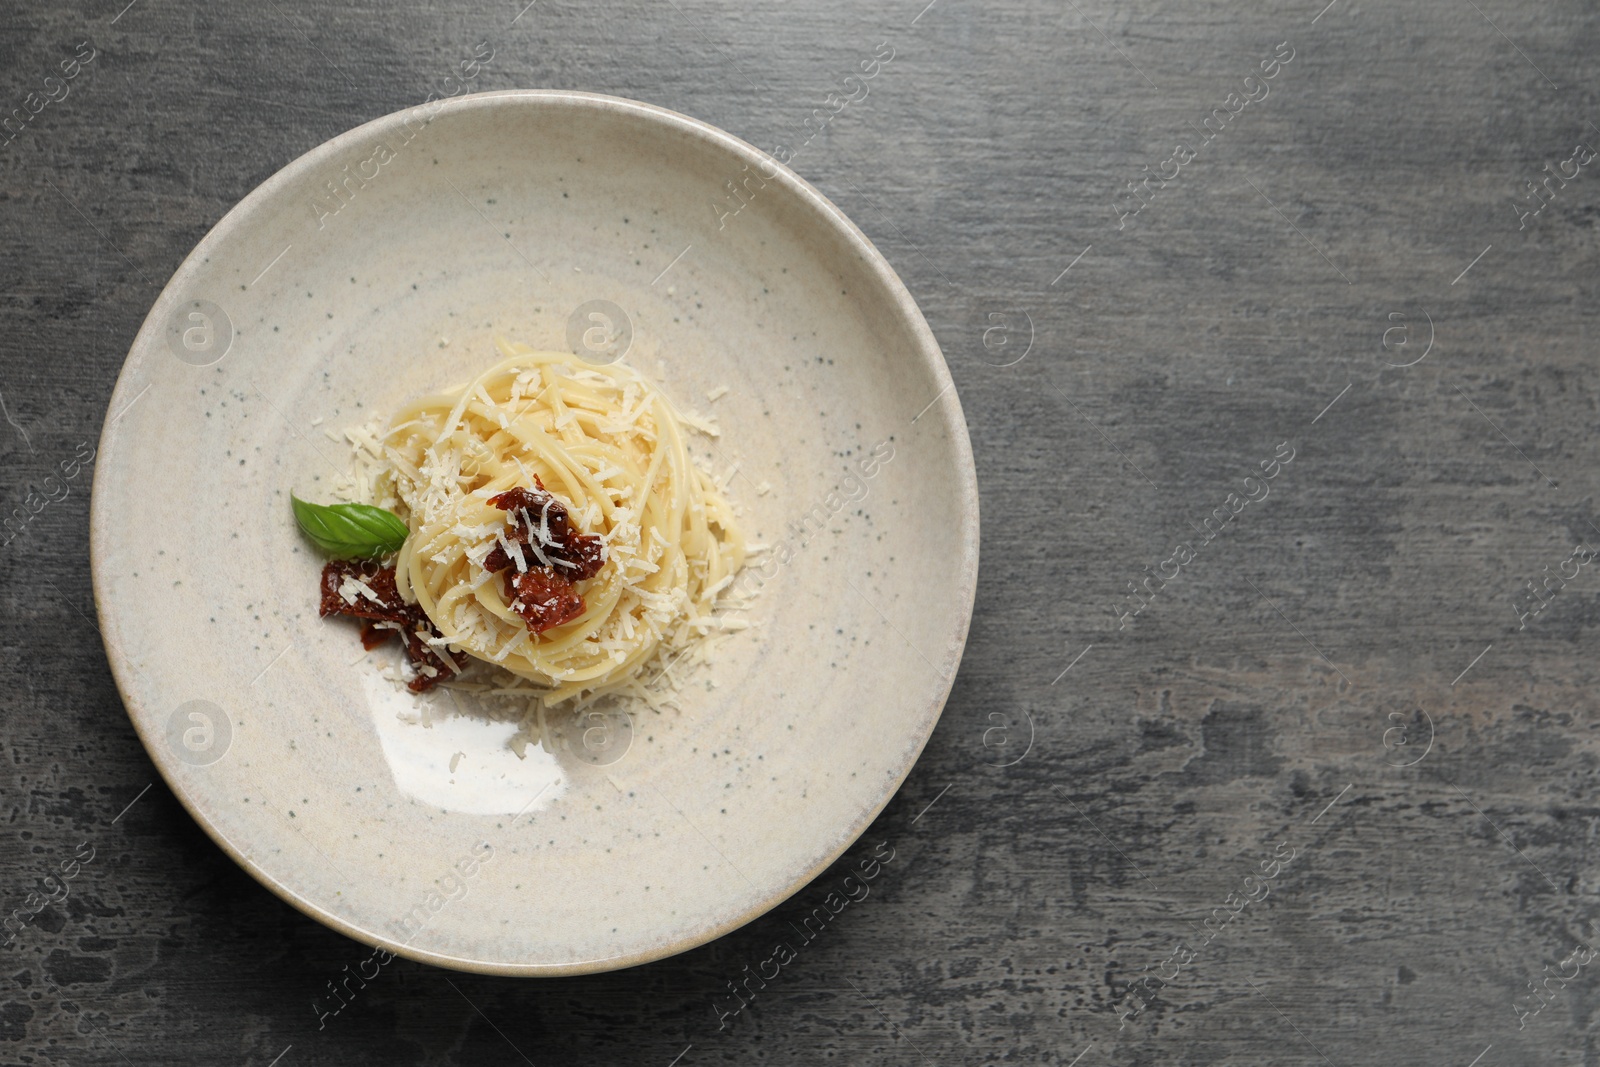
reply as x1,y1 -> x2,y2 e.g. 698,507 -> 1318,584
318,560 -> 466,692
398,624 -> 465,694
503,568 -> 586,634
486,480 -> 606,581
358,620 -> 391,651
319,560 -> 404,620
550,530 -> 606,582
487,483 -> 558,519
481,542 -> 514,575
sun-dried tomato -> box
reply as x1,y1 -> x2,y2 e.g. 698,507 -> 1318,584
358,620 -> 391,651
479,478 -> 606,636
484,479 -> 606,582
319,559 -> 466,692
503,568 -> 587,633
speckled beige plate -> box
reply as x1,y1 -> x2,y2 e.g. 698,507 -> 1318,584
89,90 -> 977,974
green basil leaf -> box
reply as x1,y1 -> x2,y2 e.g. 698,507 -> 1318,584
291,495 -> 409,559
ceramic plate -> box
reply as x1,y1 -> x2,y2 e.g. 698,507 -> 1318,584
90,90 -> 977,974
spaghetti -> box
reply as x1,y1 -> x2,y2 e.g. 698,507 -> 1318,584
355,341 -> 745,705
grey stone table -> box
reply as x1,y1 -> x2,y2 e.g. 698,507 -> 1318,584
2,0 -> 1598,1063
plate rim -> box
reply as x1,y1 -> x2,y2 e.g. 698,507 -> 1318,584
88,88 -> 981,976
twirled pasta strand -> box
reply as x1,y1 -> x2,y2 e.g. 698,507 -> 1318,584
378,343 -> 744,703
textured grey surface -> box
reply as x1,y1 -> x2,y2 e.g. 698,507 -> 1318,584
3,0 -> 1600,1064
